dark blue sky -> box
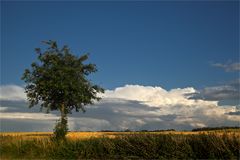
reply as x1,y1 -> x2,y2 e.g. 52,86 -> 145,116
1,1 -> 239,90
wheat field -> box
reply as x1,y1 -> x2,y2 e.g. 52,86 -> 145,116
1,129 -> 239,139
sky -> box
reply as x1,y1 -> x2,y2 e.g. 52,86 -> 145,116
0,1 -> 239,132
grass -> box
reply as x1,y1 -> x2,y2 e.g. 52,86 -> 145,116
0,130 -> 240,159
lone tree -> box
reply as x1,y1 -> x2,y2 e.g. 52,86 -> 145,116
22,40 -> 104,139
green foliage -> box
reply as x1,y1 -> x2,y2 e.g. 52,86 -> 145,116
21,40 -> 104,139
22,40 -> 104,113
53,116 -> 68,140
1,133 -> 240,159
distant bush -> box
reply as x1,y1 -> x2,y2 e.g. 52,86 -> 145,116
151,129 -> 176,132
192,126 -> 240,131
100,130 -> 116,132
0,133 -> 239,159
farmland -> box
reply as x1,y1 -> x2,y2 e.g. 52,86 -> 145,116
1,130 -> 240,159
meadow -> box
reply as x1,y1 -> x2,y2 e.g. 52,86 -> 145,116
0,130 -> 240,159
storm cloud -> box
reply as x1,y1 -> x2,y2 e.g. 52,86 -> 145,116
188,79 -> 240,101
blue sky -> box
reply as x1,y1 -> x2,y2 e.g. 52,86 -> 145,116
2,1 -> 239,89
0,1 -> 239,131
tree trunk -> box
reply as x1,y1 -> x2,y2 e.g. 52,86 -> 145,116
60,103 -> 66,126
54,103 -> 68,139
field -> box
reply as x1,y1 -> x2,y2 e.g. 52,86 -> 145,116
1,130 -> 240,159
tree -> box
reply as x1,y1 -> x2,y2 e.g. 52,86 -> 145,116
22,40 -> 104,139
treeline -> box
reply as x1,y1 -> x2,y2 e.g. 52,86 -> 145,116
192,126 -> 240,132
99,129 -> 176,132
101,126 -> 240,132
70,126 -> 240,132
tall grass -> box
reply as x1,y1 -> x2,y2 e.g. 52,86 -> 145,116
1,133 -> 239,159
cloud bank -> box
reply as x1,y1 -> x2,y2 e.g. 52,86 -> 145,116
0,84 -> 239,131
188,80 -> 240,101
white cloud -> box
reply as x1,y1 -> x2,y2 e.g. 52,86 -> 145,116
0,84 -> 239,131
0,85 -> 26,101
212,62 -> 240,72
104,85 -> 212,107
0,112 -> 58,120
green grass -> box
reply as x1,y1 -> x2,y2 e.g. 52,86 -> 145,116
1,133 -> 240,159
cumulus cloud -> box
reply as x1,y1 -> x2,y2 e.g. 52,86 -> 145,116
212,62 -> 240,72
104,85 -> 209,107
0,84 -> 239,131
0,85 -> 26,101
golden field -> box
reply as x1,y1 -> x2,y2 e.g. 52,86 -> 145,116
1,129 -> 239,140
